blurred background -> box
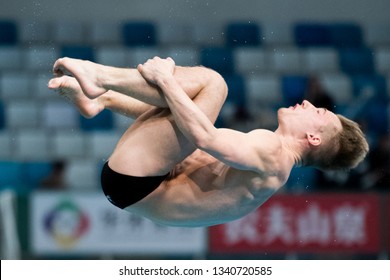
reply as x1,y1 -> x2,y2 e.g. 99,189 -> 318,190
0,0 -> 389,260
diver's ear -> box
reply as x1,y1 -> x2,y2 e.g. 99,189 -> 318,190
306,133 -> 321,147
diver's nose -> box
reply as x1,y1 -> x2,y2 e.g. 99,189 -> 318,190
302,100 -> 313,109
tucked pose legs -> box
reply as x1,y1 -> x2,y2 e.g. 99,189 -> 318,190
50,57 -> 227,176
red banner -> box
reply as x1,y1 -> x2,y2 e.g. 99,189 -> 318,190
209,194 -> 380,254
388,195 -> 390,253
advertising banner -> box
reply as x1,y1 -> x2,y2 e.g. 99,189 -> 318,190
209,194 -> 380,254
388,195 -> 390,253
30,192 -> 206,255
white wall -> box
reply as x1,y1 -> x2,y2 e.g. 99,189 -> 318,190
1,0 -> 389,24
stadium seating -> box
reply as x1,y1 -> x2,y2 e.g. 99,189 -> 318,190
32,72 -> 55,100
329,23 -> 363,48
246,74 -> 282,108
51,130 -> 86,159
192,21 -> 225,46
319,73 -> 353,105
0,162 -> 23,187
0,72 -> 32,100
0,132 -> 12,158
60,45 -> 95,61
64,159 -> 100,189
0,18 -> 388,193
281,75 -> 308,105
18,20 -> 51,44
79,109 -> 114,131
0,20 -> 18,45
294,22 -> 363,48
269,47 -> 303,74
88,21 -> 121,45
42,100 -> 79,129
53,21 -> 86,44
351,74 -> 388,99
0,46 -> 23,70
23,162 -> 53,187
157,21 -> 194,46
374,47 -> 390,74
128,47 -> 166,66
234,47 -> 267,74
14,129 -> 50,159
223,74 -> 247,107
294,23 -> 332,47
166,46 -> 199,67
200,47 -> 235,75
6,100 -> 39,129
86,131 -> 122,160
24,46 -> 58,71
339,48 -> 375,75
225,22 -> 262,47
302,48 -> 339,73
95,46 -> 129,67
262,22 -> 294,46
121,21 -> 157,47
363,22 -> 390,47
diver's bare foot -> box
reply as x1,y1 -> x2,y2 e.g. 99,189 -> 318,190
53,57 -> 107,99
48,76 -> 104,118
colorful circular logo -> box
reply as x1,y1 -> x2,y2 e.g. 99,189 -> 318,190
44,200 -> 89,248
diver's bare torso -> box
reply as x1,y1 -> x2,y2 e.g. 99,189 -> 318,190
126,149 -> 285,227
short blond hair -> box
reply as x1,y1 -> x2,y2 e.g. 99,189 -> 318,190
305,114 -> 369,171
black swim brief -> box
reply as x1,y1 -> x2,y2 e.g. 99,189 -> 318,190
101,161 -> 169,209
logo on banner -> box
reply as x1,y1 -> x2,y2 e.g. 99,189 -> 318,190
43,199 -> 90,248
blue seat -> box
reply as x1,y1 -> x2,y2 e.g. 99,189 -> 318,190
329,23 -> 363,48
122,22 -> 156,46
200,47 -> 234,75
295,22 -> 363,48
351,74 -> 387,98
61,45 -> 95,61
79,109 -> 114,131
0,162 -> 23,187
281,75 -> 308,106
0,20 -> 18,45
23,162 -> 53,187
0,161 -> 54,191
339,48 -> 374,75
223,74 -> 247,107
226,22 -> 261,47
294,23 -> 331,47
